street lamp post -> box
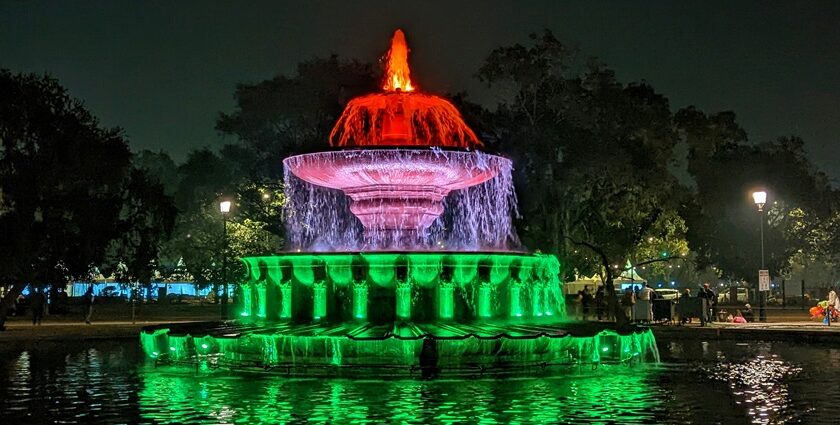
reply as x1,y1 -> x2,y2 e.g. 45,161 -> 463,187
262,192 -> 271,250
220,200 -> 231,320
752,191 -> 767,322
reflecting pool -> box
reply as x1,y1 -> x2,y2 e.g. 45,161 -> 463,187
1,339 -> 837,424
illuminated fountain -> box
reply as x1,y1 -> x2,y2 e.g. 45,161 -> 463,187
141,30 -> 658,375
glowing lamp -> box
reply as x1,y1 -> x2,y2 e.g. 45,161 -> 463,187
752,191 -> 767,211
220,200 -> 232,214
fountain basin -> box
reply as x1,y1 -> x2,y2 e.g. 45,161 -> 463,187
137,251 -> 661,376
284,149 -> 511,232
141,321 -> 659,375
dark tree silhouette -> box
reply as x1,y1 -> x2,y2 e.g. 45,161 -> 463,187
0,70 -> 174,329
473,31 -> 686,322
216,56 -> 378,179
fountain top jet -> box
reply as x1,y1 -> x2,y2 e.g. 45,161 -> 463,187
328,29 -> 482,149
382,29 -> 414,93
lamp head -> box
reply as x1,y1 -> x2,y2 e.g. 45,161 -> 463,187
220,200 -> 232,214
752,191 -> 767,211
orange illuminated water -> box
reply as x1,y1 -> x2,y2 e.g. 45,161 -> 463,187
383,29 -> 414,92
328,29 -> 481,149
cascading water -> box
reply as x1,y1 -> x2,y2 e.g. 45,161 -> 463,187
283,149 -> 520,251
140,29 -> 658,375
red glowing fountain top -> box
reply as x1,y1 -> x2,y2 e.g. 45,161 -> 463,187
328,30 -> 482,149
285,30 -> 508,246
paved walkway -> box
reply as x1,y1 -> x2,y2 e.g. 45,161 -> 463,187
713,320 -> 840,331
0,320 -> 206,342
653,319 -> 840,343
669,319 -> 840,331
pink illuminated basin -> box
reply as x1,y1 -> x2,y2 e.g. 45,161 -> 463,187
284,149 -> 511,231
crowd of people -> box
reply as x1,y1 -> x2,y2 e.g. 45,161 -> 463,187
9,286 -> 96,325
576,282 -> 662,324
575,282 -> 756,325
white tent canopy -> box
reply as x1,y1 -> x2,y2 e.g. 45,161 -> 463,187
564,260 -> 647,295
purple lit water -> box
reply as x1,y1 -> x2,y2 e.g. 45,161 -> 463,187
283,149 -> 519,251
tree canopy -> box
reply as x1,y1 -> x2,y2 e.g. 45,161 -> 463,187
463,31 -> 840,313
0,70 -> 175,328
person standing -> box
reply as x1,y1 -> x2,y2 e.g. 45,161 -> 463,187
698,283 -> 716,326
621,288 -> 636,322
637,284 -> 654,324
834,288 -> 840,322
680,288 -> 693,324
31,289 -> 46,325
83,286 -> 95,324
579,285 -> 594,321
595,285 -> 606,321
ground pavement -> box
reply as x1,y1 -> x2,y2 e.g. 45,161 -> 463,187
652,315 -> 840,344
2,306 -> 839,344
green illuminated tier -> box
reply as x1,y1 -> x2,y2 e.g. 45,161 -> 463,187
139,252 -> 662,374
237,252 -> 565,323
140,321 -> 659,374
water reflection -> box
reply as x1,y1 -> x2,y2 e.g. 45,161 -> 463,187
703,355 -> 798,424
138,366 -> 669,424
1,339 -> 838,424
0,342 -> 141,423
691,340 -> 830,425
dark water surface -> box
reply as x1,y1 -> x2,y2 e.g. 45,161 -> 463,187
1,338 -> 838,424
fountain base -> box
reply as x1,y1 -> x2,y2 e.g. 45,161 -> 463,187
141,321 -> 659,376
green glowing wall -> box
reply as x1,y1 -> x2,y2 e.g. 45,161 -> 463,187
236,253 -> 565,323
140,328 -> 658,369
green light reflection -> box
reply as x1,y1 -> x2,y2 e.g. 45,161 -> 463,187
138,364 -> 662,424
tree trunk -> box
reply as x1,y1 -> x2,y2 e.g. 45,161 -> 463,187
0,282 -> 27,330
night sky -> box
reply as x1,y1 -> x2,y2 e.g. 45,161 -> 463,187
2,1 -> 839,178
